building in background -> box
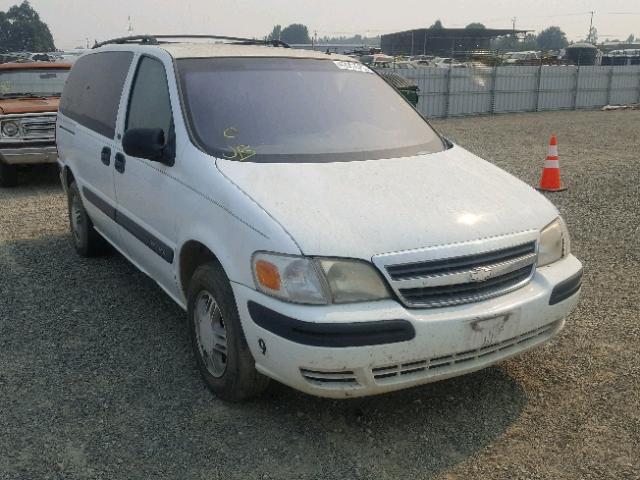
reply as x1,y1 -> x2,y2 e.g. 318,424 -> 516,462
565,43 -> 601,66
381,28 -> 527,58
600,41 -> 640,66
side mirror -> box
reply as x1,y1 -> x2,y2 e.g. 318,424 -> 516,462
122,128 -> 175,165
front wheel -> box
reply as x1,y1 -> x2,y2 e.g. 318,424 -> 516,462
188,262 -> 270,401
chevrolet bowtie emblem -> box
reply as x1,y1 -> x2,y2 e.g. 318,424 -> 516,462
469,266 -> 492,282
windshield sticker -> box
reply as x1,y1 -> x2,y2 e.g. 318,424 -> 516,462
224,144 -> 257,162
223,127 -> 239,139
333,61 -> 373,74
221,127 -> 256,161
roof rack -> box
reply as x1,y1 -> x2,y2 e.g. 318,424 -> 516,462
92,35 -> 290,49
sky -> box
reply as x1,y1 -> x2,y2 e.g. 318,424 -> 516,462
2,0 -> 640,49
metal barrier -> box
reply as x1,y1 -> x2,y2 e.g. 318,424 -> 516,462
379,64 -> 640,118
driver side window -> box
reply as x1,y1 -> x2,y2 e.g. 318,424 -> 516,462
126,56 -> 173,138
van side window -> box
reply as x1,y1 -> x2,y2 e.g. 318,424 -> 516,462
59,51 -> 133,139
126,57 -> 172,138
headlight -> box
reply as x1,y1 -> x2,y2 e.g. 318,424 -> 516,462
317,258 -> 390,303
252,253 -> 329,304
1,121 -> 20,137
538,217 -> 570,267
252,253 -> 390,305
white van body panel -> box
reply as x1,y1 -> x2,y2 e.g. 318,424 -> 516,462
56,116 -> 122,245
171,147 -> 305,301
111,50 -> 182,296
217,144 -> 559,259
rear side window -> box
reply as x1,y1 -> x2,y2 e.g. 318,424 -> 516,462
126,56 -> 172,136
60,51 -> 133,139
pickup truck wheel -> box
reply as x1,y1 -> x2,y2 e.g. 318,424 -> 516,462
67,181 -> 108,257
0,163 -> 18,188
188,262 -> 270,402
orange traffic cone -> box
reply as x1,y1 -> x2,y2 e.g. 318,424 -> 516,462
538,135 -> 566,192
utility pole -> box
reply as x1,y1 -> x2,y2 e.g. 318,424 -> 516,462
587,11 -> 595,43
511,17 -> 517,49
127,16 -> 133,36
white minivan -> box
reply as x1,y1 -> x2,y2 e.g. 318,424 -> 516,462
56,36 -> 583,401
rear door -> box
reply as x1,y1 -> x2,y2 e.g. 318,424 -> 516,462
112,55 -> 178,291
57,51 -> 134,244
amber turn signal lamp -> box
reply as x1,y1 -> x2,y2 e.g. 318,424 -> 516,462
255,260 -> 281,291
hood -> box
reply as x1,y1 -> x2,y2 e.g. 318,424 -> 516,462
217,145 -> 559,259
0,97 -> 60,115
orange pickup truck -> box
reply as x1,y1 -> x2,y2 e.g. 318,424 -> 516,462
0,62 -> 71,187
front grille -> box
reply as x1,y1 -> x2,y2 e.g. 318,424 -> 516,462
300,368 -> 359,388
386,242 -> 536,280
372,320 -> 560,384
379,241 -> 537,308
21,115 -> 56,140
400,265 -> 533,306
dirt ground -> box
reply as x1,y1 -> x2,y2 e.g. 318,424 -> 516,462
1,110 -> 638,479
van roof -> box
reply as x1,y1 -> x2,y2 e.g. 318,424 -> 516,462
159,42 -> 353,62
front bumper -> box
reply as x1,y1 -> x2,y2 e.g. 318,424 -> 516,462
0,144 -> 57,165
235,254 -> 583,398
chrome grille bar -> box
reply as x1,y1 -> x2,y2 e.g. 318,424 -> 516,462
399,265 -> 533,307
22,116 -> 56,140
386,241 -> 536,279
394,251 -> 536,288
0,113 -> 57,143
373,233 -> 539,309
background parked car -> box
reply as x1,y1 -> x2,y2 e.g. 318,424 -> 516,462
0,62 -> 71,187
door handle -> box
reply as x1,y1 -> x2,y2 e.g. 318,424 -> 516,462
101,147 -> 111,166
114,153 -> 126,173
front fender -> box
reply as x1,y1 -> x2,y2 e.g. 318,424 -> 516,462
173,185 -> 301,303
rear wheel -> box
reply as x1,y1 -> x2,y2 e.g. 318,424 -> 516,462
188,262 -> 270,401
67,181 -> 108,256
0,163 -> 18,188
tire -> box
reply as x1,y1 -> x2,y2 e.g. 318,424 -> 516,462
67,181 -> 108,257
188,262 -> 270,401
0,163 -> 18,188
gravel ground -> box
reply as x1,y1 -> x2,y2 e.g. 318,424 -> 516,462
1,110 -> 638,480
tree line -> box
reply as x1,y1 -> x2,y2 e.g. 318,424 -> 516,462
0,1 -> 55,53
268,21 -> 639,52
423,19 -> 572,51
267,24 -> 380,45
492,26 -> 569,52
266,21 -> 574,50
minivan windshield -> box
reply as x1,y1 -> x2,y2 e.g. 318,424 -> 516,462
177,58 -> 445,162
